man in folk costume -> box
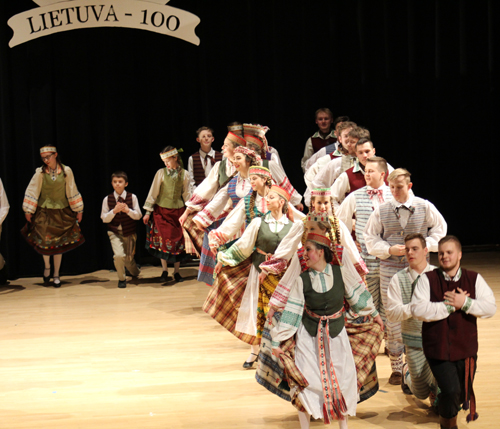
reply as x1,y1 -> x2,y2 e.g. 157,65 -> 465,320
386,233 -> 438,405
363,168 -> 447,385
271,232 -> 383,429
337,156 -> 392,326
411,236 -> 496,429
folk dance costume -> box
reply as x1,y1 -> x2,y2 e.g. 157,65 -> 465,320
144,149 -> 192,263
182,132 -> 244,257
193,146 -> 261,285
101,191 -> 142,283
22,153 -> 84,255
337,184 -> 393,318
411,267 -> 496,427
270,233 -> 378,424
303,148 -> 341,207
0,178 -> 9,284
187,147 -> 223,190
304,141 -> 339,171
364,195 -> 447,378
301,129 -> 337,172
386,263 -> 438,401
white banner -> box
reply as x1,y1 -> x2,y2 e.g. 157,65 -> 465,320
8,0 -> 200,48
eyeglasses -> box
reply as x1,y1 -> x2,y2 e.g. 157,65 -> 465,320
41,153 -> 55,162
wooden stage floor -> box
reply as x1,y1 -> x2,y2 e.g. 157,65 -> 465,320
1,252 -> 499,429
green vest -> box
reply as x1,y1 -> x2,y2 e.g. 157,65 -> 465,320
39,172 -> 69,209
218,159 -> 229,188
301,265 -> 345,338
156,168 -> 185,209
252,215 -> 292,272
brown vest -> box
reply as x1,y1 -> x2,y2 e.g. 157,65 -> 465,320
422,268 -> 479,361
345,167 -> 366,197
192,150 -> 223,186
107,193 -> 137,237
311,135 -> 336,153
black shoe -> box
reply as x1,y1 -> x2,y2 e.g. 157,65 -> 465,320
0,265 -> 9,285
53,277 -> 61,288
43,268 -> 51,285
243,353 -> 259,369
160,271 -> 172,282
118,280 -> 127,288
174,272 -> 184,283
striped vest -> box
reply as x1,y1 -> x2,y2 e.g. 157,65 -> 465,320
397,268 -> 426,348
325,143 -> 337,155
379,197 -> 428,265
107,193 -> 136,237
227,177 -> 252,208
353,186 -> 392,260
192,150 -> 223,186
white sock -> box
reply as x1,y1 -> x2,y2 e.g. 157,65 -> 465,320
246,344 -> 260,362
298,411 -> 310,429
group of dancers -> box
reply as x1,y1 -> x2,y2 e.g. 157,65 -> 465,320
0,114 -> 496,429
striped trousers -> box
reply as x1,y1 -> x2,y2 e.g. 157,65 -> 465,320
404,345 -> 437,400
365,258 -> 382,318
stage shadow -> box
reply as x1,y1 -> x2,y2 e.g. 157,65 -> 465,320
0,284 -> 26,294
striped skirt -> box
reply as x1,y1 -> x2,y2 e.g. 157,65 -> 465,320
181,211 -> 204,257
197,219 -> 225,285
202,257 -> 259,346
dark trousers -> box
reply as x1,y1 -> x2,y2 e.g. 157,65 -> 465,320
427,356 -> 477,419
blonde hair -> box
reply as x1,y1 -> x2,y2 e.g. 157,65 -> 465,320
388,168 -> 411,184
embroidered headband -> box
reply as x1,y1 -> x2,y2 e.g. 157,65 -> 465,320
226,131 -> 246,147
248,166 -> 272,180
311,187 -> 332,197
306,232 -> 332,249
227,124 -> 243,133
233,146 -> 262,162
306,212 -> 331,223
270,185 -> 291,202
40,146 -> 57,154
160,148 -> 183,160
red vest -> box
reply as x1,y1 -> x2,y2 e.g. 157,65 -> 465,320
192,150 -> 223,186
345,167 -> 366,196
422,268 -> 479,361
311,135 -> 336,153
107,193 -> 137,237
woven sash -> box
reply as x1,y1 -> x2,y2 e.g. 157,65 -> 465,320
304,306 -> 347,423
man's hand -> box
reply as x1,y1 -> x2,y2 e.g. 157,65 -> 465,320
389,245 -> 406,256
444,287 -> 470,310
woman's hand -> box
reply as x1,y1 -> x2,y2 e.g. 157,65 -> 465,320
179,210 -> 189,226
258,271 -> 267,284
373,314 -> 384,331
25,213 -> 32,223
272,347 -> 284,358
143,214 -> 150,225
77,212 -> 83,223
214,261 -> 223,275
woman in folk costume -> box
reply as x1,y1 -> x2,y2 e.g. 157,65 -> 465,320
259,189 -> 384,403
143,146 -> 192,283
243,123 -> 304,211
213,185 -> 295,368
21,146 -> 84,287
179,131 -> 246,271
271,233 -> 383,429
191,146 -> 261,285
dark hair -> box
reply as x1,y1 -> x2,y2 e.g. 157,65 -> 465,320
404,233 -> 426,248
307,240 -> 334,264
111,171 -> 128,182
196,126 -> 214,137
333,116 -> 350,127
355,137 -> 373,148
246,141 -> 265,158
40,150 -> 66,177
439,235 -> 462,252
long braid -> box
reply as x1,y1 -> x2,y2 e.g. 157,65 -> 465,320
249,190 -> 257,221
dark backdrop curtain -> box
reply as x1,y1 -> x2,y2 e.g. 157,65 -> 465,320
1,1 -> 499,278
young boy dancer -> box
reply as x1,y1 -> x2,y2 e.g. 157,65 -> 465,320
101,171 -> 142,288
301,108 -> 336,172
187,126 -> 223,190
364,168 -> 447,384
386,233 -> 438,404
411,236 -> 496,429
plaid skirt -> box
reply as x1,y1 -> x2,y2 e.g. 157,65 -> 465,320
21,206 -> 84,256
345,317 -> 384,402
198,219 -> 224,285
202,258 -> 259,346
182,211 -> 204,257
